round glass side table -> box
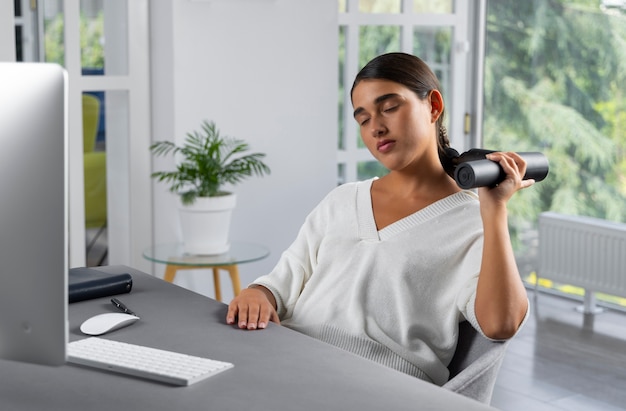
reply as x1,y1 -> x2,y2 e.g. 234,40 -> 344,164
143,242 -> 270,301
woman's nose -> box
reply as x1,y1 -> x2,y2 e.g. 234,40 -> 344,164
370,117 -> 386,137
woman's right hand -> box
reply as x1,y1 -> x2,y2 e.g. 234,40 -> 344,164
226,286 -> 280,330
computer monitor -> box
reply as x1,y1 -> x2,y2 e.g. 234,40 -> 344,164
0,62 -> 68,366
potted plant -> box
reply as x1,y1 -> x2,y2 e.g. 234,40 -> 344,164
150,120 -> 270,255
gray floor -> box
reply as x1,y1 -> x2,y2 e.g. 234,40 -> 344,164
491,289 -> 626,411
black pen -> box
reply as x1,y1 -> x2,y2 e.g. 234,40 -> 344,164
111,298 -> 138,317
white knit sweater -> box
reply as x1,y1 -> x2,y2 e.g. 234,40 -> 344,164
253,178 -> 489,385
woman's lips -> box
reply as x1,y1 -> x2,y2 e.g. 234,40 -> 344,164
377,139 -> 396,153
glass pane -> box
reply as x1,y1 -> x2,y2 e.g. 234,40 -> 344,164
413,26 -> 452,129
15,26 -> 23,61
338,25 -> 346,150
413,26 -> 452,66
338,163 -> 346,186
14,0 -> 22,62
338,0 -> 346,13
358,160 -> 389,180
43,1 -> 65,65
84,89 -> 129,266
81,0 -> 128,76
83,90 -> 107,266
360,0 -> 401,13
83,91 -> 106,150
359,25 -> 401,77
412,0 -> 453,13
484,0 -> 626,293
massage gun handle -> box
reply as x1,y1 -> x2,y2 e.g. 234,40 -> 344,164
453,149 -> 549,189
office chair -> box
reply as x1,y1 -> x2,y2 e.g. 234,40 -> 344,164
82,94 -> 108,265
443,320 -> 509,404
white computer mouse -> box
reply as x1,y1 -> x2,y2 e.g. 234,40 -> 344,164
80,312 -> 140,336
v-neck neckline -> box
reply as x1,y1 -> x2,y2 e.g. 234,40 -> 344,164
355,179 -> 477,241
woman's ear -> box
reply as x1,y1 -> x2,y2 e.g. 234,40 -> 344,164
429,90 -> 444,122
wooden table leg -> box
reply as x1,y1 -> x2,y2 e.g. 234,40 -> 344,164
163,263 -> 240,302
213,265 -> 241,300
164,264 -> 179,283
213,268 -> 222,302
228,264 -> 241,296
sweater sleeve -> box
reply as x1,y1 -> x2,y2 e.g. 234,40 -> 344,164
251,194 -> 332,319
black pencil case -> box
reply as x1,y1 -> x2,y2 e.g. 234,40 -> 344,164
68,267 -> 133,303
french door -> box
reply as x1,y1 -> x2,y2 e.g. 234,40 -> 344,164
337,0 -> 485,183
13,0 -> 152,271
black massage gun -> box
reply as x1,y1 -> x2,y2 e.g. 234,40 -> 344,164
446,148 -> 549,189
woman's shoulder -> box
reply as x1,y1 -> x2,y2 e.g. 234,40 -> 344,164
456,189 -> 479,203
440,190 -> 482,227
323,178 -> 376,200
306,179 -> 376,218
434,189 -> 479,209
429,190 -> 481,225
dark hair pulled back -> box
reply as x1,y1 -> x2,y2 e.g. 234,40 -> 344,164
351,52 -> 455,173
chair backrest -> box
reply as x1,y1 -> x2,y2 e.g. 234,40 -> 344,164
443,321 -> 508,404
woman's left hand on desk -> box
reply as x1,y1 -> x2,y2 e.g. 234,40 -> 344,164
226,286 -> 280,330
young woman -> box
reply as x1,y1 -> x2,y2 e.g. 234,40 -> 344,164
226,52 -> 531,386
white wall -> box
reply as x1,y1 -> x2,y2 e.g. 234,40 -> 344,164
149,0 -> 338,301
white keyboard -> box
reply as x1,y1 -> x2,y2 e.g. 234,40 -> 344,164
67,337 -> 233,386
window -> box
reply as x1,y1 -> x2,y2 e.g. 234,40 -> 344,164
484,0 -> 626,306
337,0 -> 474,184
13,0 -> 41,62
13,0 -> 152,268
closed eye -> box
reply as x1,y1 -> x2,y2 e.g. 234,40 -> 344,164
354,112 -> 370,126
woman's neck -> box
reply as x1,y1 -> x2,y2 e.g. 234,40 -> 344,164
370,170 -> 460,230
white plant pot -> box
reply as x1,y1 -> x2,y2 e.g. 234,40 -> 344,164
178,193 -> 236,255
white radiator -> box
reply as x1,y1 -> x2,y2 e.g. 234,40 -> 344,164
538,211 -> 626,313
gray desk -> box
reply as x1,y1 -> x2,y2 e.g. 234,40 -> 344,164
0,266 -> 496,411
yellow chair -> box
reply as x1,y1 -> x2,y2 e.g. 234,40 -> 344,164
82,94 -> 107,265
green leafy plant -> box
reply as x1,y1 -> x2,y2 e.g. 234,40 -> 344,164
150,120 -> 270,205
